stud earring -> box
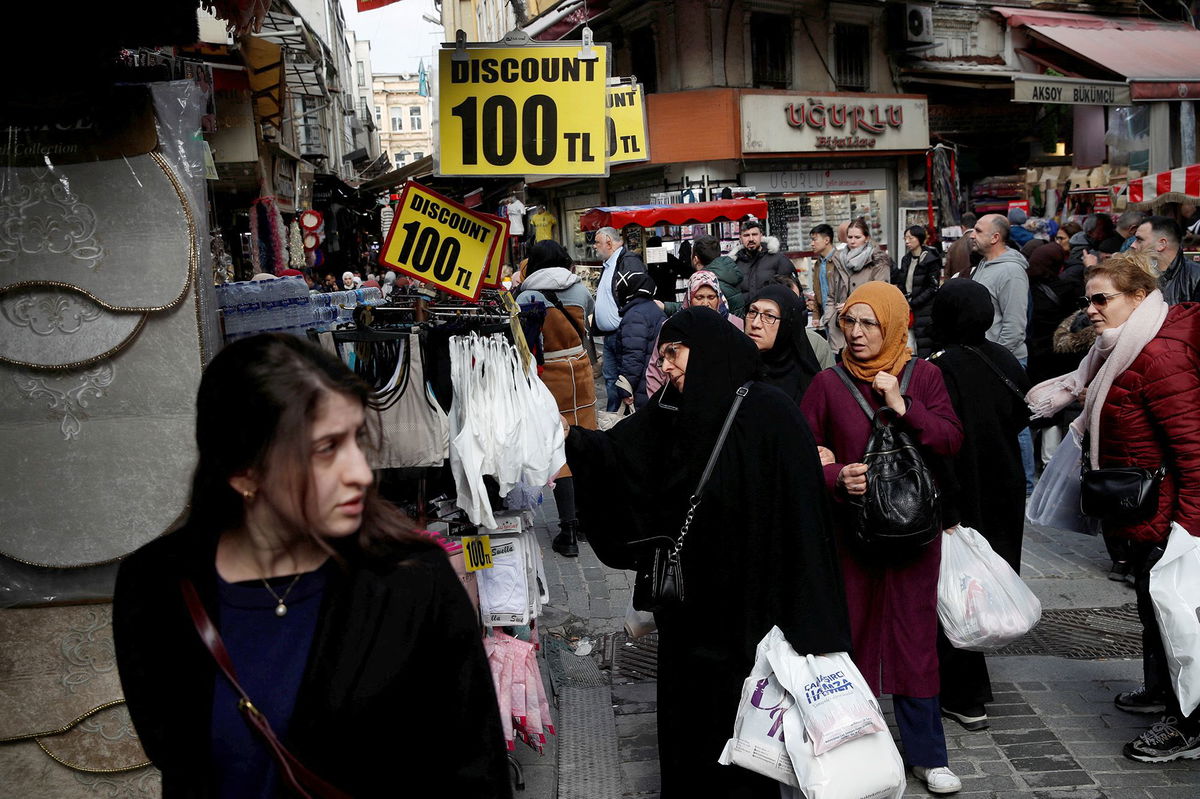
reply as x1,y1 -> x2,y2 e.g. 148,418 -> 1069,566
242,489 -> 256,501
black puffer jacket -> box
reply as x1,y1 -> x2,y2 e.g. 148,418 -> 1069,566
614,296 -> 666,408
892,246 -> 942,356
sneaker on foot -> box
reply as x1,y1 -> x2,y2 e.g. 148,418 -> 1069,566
1123,717 -> 1200,762
1108,561 -> 1131,581
1115,686 -> 1167,714
942,705 -> 990,731
912,766 -> 962,794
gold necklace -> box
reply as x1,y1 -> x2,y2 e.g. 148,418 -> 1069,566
261,574 -> 304,617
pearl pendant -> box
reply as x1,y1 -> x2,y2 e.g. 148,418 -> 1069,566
275,603 -> 288,617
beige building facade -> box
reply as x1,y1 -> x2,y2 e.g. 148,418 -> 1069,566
372,72 -> 434,168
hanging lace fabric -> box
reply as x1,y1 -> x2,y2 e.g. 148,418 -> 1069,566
448,333 -> 565,526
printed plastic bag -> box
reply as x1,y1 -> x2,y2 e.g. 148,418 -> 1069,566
938,526 -> 1042,651
1026,428 -> 1098,536
769,649 -> 885,756
624,599 -> 657,639
1150,522 -> 1200,716
718,627 -> 799,787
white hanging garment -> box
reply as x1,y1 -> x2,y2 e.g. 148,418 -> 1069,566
448,334 -> 496,527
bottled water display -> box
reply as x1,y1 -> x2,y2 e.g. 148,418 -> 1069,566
217,276 -> 315,341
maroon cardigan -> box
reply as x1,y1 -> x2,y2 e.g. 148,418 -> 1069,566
1098,303 -> 1200,544
801,358 -> 963,697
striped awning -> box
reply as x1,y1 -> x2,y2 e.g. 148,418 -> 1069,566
1126,165 -> 1200,208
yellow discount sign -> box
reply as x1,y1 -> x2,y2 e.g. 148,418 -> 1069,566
378,182 -> 503,302
607,81 -> 650,164
438,44 -> 609,177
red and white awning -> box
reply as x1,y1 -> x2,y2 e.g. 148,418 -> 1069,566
1126,165 -> 1200,208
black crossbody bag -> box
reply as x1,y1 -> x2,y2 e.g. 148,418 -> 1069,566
1079,431 -> 1166,524
629,382 -> 751,612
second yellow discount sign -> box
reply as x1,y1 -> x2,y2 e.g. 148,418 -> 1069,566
378,181 -> 505,301
438,44 -> 610,177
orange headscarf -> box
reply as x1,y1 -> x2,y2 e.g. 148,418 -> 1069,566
840,281 -> 912,381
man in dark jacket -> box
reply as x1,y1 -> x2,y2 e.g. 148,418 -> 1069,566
613,272 -> 665,408
1132,216 -> 1200,305
593,226 -> 648,410
735,220 -> 794,296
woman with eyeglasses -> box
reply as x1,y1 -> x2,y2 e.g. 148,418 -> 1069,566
564,307 -> 851,798
1028,251 -> 1200,762
823,217 -> 894,351
744,284 -> 823,402
800,282 -> 966,795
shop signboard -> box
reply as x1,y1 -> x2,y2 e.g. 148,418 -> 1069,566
1012,76 -> 1131,106
481,211 -> 509,287
741,93 -> 929,154
607,81 -> 650,165
1094,193 -> 1113,213
378,182 -> 505,301
742,168 -> 889,193
437,42 -> 610,177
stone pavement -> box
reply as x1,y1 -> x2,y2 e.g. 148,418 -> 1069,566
517,495 -> 1200,799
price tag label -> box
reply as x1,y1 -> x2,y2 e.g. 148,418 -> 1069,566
607,81 -> 650,165
462,535 -> 494,572
438,44 -> 610,177
378,181 -> 504,302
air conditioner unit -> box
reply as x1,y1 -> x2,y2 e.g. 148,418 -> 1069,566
888,3 -> 935,48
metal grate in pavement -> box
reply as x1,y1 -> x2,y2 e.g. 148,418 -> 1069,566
544,635 -> 609,694
996,604 -> 1143,659
598,632 -> 659,684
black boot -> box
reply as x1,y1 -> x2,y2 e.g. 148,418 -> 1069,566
552,521 -> 579,557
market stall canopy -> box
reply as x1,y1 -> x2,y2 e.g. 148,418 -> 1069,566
358,155 -> 435,194
997,7 -> 1200,100
578,199 -> 769,230
1126,165 -> 1200,209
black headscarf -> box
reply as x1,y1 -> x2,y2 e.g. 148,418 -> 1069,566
746,284 -> 822,401
657,306 -> 760,455
929,279 -> 993,347
617,271 -> 658,307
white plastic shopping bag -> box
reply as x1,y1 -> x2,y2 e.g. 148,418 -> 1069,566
767,648 -> 885,756
718,627 -> 800,787
937,526 -> 1042,651
1150,522 -> 1200,716
1026,428 -> 1098,536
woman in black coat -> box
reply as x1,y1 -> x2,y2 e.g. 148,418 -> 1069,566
565,308 -> 851,799
893,225 -> 942,357
113,334 -> 510,798
928,281 -> 1031,733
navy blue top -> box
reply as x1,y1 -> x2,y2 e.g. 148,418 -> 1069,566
212,561 -> 330,799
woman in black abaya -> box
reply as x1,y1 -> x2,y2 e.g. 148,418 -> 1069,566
565,307 -> 851,798
928,280 -> 1031,731
744,283 -> 823,403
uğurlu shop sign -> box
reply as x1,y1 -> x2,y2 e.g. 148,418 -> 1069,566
741,93 -> 930,154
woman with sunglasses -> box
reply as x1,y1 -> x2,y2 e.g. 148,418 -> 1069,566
800,282 -> 965,794
565,307 -> 851,798
1028,252 -> 1200,762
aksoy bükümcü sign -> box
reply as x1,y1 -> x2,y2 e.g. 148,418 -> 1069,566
438,43 -> 610,177
378,182 -> 505,302
741,93 -> 930,154
607,81 -> 650,165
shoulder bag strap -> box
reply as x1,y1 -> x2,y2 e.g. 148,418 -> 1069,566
899,356 -> 917,393
834,364 -> 876,421
671,382 -> 753,559
961,345 -> 1027,404
540,289 -> 596,362
179,580 -> 352,799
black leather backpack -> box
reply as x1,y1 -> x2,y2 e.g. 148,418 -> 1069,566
834,360 -> 941,555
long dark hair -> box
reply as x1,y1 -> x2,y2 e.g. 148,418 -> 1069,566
187,333 -> 422,554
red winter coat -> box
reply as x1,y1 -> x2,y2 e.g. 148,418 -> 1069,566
1098,303 -> 1200,543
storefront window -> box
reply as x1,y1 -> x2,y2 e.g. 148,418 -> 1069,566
1106,106 -> 1150,172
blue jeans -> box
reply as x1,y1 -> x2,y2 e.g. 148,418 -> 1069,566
602,333 -> 620,412
1017,358 -> 1035,494
895,695 -> 949,768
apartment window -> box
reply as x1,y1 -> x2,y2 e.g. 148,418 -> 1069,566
412,151 -> 424,161
834,23 -> 870,91
374,104 -> 381,123
390,107 -> 403,131
395,152 -> 406,167
356,61 -> 365,85
751,13 -> 791,88
629,27 -> 657,94
409,106 -> 422,131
